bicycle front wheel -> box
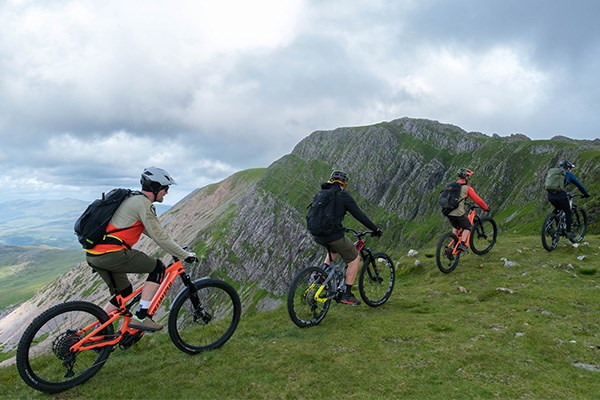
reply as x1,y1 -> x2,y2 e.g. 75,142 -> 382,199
168,278 -> 241,354
436,233 -> 461,274
16,301 -> 113,393
287,266 -> 331,328
470,217 -> 498,255
541,213 -> 560,251
358,252 -> 395,307
569,207 -> 587,243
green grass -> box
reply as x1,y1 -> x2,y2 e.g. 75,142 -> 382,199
0,248 -> 83,309
1,235 -> 599,399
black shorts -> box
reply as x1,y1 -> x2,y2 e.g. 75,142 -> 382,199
447,214 -> 472,231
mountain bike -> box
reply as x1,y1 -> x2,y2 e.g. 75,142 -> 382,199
436,205 -> 497,274
287,228 -> 395,328
16,257 -> 241,394
541,193 -> 587,251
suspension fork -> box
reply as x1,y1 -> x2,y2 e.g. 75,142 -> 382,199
179,272 -> 201,308
361,248 -> 375,277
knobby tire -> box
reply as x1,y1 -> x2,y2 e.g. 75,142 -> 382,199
436,232 -> 461,274
569,208 -> 587,243
168,278 -> 241,354
287,266 -> 331,328
358,252 -> 395,306
541,213 -> 560,252
16,301 -> 113,393
470,217 -> 498,255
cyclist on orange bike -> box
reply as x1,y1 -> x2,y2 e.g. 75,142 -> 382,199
445,168 -> 489,253
85,167 -> 197,332
308,170 -> 382,306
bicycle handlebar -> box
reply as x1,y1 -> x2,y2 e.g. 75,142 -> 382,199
344,227 -> 377,239
466,203 -> 487,211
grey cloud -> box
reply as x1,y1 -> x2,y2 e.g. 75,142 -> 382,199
231,35 -> 388,106
402,0 -> 600,64
2,0 -> 600,203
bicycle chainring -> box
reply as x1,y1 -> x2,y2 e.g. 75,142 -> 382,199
119,331 -> 144,350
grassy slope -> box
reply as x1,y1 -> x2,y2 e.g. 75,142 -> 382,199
0,248 -> 83,309
2,234 -> 598,399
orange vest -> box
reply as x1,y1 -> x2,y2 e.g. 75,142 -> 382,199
85,221 -> 145,255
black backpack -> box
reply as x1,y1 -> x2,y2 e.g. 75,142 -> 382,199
74,188 -> 135,249
306,188 -> 338,237
438,182 -> 465,216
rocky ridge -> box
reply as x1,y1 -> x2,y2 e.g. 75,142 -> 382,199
1,117 -> 599,357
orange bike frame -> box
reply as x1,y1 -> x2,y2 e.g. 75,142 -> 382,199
448,208 -> 478,255
70,260 -> 186,353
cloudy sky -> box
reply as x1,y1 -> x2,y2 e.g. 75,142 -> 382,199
1,0 -> 599,205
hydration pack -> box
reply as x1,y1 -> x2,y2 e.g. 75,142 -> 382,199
306,188 -> 338,237
544,167 -> 566,192
74,188 -> 135,249
438,182 -> 465,216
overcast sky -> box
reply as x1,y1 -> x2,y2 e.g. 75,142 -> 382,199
1,0 -> 599,205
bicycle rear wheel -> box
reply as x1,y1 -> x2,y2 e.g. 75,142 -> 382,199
358,252 -> 395,307
470,217 -> 498,255
16,301 -> 113,393
436,233 -> 461,274
569,207 -> 587,243
541,213 -> 560,251
287,266 -> 331,328
168,278 -> 241,354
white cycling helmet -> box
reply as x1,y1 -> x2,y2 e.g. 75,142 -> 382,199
141,167 -> 177,192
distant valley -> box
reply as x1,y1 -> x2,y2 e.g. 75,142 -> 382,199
0,197 -> 170,312
0,198 -> 171,249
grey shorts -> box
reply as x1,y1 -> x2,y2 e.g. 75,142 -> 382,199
86,249 -> 157,293
325,236 -> 359,263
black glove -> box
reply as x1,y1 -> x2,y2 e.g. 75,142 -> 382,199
582,193 -> 591,198
184,252 -> 198,263
372,228 -> 383,238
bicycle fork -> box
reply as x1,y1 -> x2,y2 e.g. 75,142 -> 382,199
179,273 -> 212,324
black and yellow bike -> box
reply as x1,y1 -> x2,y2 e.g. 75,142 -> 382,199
287,228 -> 395,328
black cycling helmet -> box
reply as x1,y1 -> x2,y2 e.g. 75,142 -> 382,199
141,166 -> 177,193
457,168 -> 474,179
330,170 -> 349,186
558,160 -> 575,169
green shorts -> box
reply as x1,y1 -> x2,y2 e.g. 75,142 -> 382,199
325,236 -> 359,263
86,249 -> 157,293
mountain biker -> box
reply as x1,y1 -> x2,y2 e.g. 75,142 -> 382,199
85,167 -> 197,332
309,170 -> 383,306
547,160 -> 590,239
446,168 -> 490,253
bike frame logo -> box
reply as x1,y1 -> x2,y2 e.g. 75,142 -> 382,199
151,278 -> 174,313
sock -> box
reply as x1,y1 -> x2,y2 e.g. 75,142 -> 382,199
345,284 -> 353,294
135,300 -> 152,319
139,299 -> 151,309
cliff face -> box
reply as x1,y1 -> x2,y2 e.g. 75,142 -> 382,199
2,117 -> 599,357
